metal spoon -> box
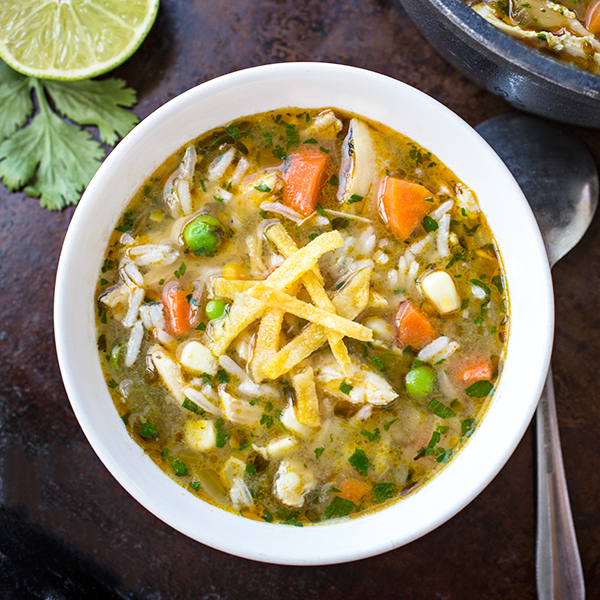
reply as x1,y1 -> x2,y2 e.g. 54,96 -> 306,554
476,114 -> 598,600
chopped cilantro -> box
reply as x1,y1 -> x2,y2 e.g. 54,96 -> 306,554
107,379 -> 118,389
461,418 -> 476,437
371,357 -> 387,372
315,203 -> 330,221
168,457 -> 187,476
189,481 -> 200,491
262,509 -> 274,523
492,274 -> 504,294
308,232 -> 320,241
260,414 -> 274,429
384,418 -> 399,432
349,449 -> 370,475
426,399 -> 456,419
139,421 -> 158,440
200,179 -> 207,192
226,123 -> 241,139
215,418 -> 228,448
325,496 -> 357,519
213,195 -> 224,203
347,193 -> 363,204
422,215 -> 438,232
195,321 -> 206,331
254,183 -> 271,193
329,174 -> 339,186
216,369 -> 230,384
372,482 -> 398,503
182,398 -> 201,414
314,447 -> 325,459
272,145 -> 287,160
303,137 -> 318,144
245,464 -> 257,477
471,278 -> 491,296
465,380 -> 494,398
339,380 -> 353,395
360,428 -> 381,442
174,262 -> 186,279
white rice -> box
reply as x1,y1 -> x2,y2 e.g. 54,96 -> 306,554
180,145 -> 197,180
122,287 -> 144,328
471,284 -> 487,300
417,336 -> 460,363
124,320 -> 144,367
128,244 -> 180,267
231,156 -> 250,186
118,379 -> 133,399
405,234 -> 432,263
100,284 -> 130,308
259,201 -> 304,224
176,179 -> 193,215
121,261 -> 144,288
230,477 -> 254,509
219,355 -> 248,380
208,147 -> 235,181
436,367 -> 461,400
119,233 -> 135,246
181,385 -> 221,415
430,200 -> 453,221
323,208 -> 372,223
138,304 -> 153,329
436,213 -> 451,259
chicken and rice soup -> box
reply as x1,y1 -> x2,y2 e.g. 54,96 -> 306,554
465,0 -> 600,74
96,108 -> 509,525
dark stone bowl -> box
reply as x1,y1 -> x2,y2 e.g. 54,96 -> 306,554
398,0 -> 600,128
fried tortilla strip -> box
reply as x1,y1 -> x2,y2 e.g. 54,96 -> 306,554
292,365 -> 321,428
251,308 -> 285,382
212,278 -> 258,299
209,230 -> 343,355
247,284 -> 373,342
266,223 -> 351,373
261,268 -> 373,379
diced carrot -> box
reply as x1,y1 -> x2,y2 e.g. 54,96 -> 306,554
395,301 -> 437,350
377,176 -> 432,241
453,356 -> 493,385
336,478 -> 372,504
586,0 -> 600,33
284,149 -> 329,216
162,281 -> 197,336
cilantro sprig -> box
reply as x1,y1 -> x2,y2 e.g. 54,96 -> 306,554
0,60 -> 139,210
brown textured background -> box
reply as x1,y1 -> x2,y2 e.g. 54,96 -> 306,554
1,1 -> 599,598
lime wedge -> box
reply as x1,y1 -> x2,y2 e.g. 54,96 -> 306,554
0,0 -> 159,81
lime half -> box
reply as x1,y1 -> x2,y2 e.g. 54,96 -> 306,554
0,0 -> 159,80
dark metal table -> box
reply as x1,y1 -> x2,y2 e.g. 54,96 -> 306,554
1,1 -> 599,598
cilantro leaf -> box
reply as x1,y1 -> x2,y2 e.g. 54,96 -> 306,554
43,78 -> 138,146
349,449 -> 370,475
0,61 -> 34,141
325,496 -> 357,519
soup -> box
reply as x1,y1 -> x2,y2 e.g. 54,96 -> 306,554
464,0 -> 600,74
95,108 -> 508,525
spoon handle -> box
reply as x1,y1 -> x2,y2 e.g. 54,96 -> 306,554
536,368 -> 585,600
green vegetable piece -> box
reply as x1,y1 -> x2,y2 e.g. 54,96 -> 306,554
405,365 -> 436,399
465,380 -> 494,398
325,496 -> 357,519
461,418 -> 476,437
215,418 -> 229,448
349,449 -> 370,476
314,447 -> 324,459
372,482 -> 398,503
110,344 -> 122,369
360,428 -> 381,443
422,215 -> 438,232
426,399 -> 456,419
183,215 -> 223,256
206,299 -> 227,320
245,464 -> 256,477
140,421 -> 158,440
189,481 -> 200,491
182,398 -> 200,414
216,369 -> 230,384
168,457 -> 187,476
339,380 -> 353,395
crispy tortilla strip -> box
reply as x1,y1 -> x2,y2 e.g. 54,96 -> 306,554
292,365 -> 321,428
251,308 -> 285,382
266,224 -> 351,373
209,230 -> 343,355
247,284 -> 373,342
261,268 -> 373,379
212,278 -> 258,299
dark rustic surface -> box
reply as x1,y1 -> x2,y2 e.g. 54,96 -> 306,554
1,1 -> 599,599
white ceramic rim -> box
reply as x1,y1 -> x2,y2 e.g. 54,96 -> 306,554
54,62 -> 553,565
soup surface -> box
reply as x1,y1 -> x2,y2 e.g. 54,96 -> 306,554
96,108 -> 509,525
465,0 -> 600,74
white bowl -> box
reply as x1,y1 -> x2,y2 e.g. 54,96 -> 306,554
54,62 -> 553,565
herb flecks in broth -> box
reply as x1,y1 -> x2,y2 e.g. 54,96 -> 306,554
95,108 -> 509,525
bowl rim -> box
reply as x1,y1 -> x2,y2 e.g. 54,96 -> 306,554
54,61 -> 554,565
419,0 -> 600,97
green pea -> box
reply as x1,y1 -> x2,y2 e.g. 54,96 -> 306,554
405,365 -> 436,399
206,299 -> 227,320
183,215 -> 223,255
